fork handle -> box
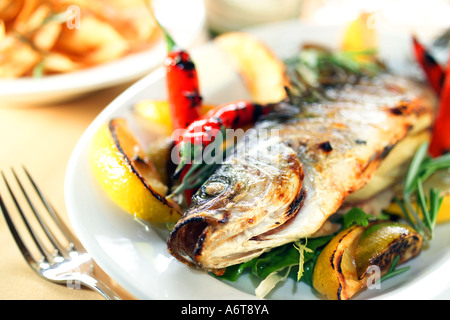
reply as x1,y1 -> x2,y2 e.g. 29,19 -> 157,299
77,274 -> 123,300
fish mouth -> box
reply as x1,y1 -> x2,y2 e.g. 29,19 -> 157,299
167,216 -> 209,268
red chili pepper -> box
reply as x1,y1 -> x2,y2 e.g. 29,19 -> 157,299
158,23 -> 202,130
164,50 -> 202,130
429,51 -> 450,157
412,36 -> 446,95
175,100 -> 269,154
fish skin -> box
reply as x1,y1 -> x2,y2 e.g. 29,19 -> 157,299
167,74 -> 435,272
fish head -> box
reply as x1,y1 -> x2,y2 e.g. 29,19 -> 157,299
167,137 -> 305,272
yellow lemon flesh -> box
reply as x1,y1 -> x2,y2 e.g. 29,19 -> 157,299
435,196 -> 450,223
341,12 -> 377,61
134,100 -> 174,136
89,118 -> 182,224
386,169 -> 450,224
386,195 -> 450,224
215,31 -> 288,104
133,100 -> 174,184
134,99 -> 216,131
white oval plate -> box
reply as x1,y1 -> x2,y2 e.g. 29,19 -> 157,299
0,0 -> 206,105
65,20 -> 450,300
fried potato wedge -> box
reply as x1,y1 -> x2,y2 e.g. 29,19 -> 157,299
0,36 -> 40,77
55,16 -> 129,65
33,20 -> 62,51
42,52 -> 82,73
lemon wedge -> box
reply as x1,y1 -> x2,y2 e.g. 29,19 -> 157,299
313,225 -> 365,300
134,100 -> 173,136
215,31 -> 288,104
89,118 -> 182,224
134,99 -> 216,129
341,12 -> 377,61
386,196 -> 450,225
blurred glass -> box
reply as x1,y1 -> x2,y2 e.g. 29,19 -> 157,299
203,0 -> 304,34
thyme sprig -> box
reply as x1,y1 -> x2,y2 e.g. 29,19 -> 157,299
394,142 -> 450,240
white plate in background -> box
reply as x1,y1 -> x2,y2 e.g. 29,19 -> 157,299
0,0 -> 206,105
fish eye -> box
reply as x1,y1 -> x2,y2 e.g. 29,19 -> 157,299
195,177 -> 230,202
204,181 -> 226,196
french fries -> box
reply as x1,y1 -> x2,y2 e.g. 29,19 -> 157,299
0,0 -> 160,78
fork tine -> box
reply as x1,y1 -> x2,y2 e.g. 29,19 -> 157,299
21,166 -> 83,252
0,190 -> 38,269
11,168 -> 70,259
0,171 -> 53,264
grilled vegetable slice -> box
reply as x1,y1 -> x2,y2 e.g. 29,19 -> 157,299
355,222 -> 423,279
313,222 -> 423,300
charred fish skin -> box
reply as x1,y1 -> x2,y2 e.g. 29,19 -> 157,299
167,73 -> 435,272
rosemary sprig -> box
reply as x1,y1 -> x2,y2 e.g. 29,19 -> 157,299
168,128 -> 230,199
394,142 -> 449,240
168,158 -> 220,197
380,255 -> 410,282
284,47 -> 384,105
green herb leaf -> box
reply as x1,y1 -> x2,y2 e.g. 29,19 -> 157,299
380,255 -> 410,282
404,142 -> 429,195
217,235 -> 333,286
342,207 -> 374,228
395,141 -> 450,240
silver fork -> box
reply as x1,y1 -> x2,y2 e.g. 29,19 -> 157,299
0,167 -> 121,300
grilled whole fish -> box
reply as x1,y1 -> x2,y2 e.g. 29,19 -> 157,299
167,73 -> 435,272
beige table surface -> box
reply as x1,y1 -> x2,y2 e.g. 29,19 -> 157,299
0,82 -> 139,300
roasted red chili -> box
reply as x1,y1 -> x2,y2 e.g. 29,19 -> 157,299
164,50 -> 202,130
159,24 -> 202,130
412,36 -> 446,95
175,100 -> 269,147
429,52 -> 450,157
